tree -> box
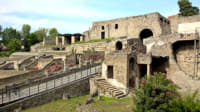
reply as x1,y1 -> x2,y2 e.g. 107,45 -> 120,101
34,28 -> 48,41
178,0 -> 199,16
7,39 -> 21,53
22,24 -> 31,40
133,73 -> 179,112
48,28 -> 58,38
24,32 -> 39,51
2,27 -> 21,45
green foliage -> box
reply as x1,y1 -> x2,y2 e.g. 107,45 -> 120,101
7,39 -> 21,53
73,38 -> 114,45
178,0 -> 199,16
167,91 -> 200,112
48,28 -> 58,38
22,24 -> 31,39
133,72 -> 179,112
34,28 -> 48,41
0,52 -> 11,57
2,27 -> 21,45
24,33 -> 39,51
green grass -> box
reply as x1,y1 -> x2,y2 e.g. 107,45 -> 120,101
21,95 -> 89,112
21,95 -> 133,112
43,38 -> 115,48
90,96 -> 133,112
71,38 -> 115,45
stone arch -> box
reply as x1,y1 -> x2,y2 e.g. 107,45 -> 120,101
139,29 -> 153,42
115,41 -> 123,50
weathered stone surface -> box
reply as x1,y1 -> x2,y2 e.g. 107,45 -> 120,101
84,12 -> 171,41
76,105 -> 103,112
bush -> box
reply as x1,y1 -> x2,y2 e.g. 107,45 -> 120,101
133,72 -> 179,112
167,91 -> 200,112
7,39 -> 21,53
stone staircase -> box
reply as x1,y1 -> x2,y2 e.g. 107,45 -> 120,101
95,78 -> 126,99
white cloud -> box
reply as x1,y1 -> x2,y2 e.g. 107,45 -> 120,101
0,0 -> 112,19
0,14 -> 90,33
0,0 -> 118,33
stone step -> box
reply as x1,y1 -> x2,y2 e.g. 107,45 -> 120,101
95,78 -> 127,99
98,84 -> 118,91
116,94 -> 126,99
96,78 -> 105,81
113,92 -> 124,96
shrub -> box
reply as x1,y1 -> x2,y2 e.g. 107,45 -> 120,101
133,72 -> 179,112
167,90 -> 200,112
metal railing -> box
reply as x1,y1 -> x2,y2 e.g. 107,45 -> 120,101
0,63 -> 101,106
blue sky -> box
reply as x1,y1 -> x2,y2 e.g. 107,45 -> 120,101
0,0 -> 199,34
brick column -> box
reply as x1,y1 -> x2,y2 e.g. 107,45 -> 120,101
56,36 -> 59,46
62,36 -> 65,46
80,36 -> 84,41
71,36 -> 75,44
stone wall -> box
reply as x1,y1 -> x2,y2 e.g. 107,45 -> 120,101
173,41 -> 200,77
103,53 -> 129,88
0,78 -> 90,112
169,15 -> 200,33
0,70 -> 44,87
84,12 -> 171,40
44,38 -> 56,45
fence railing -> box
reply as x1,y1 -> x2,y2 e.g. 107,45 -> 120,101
0,63 -> 101,106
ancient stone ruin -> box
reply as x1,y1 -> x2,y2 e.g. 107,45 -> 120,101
0,12 -> 200,111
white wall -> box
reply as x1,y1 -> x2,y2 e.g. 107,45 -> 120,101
178,22 -> 200,34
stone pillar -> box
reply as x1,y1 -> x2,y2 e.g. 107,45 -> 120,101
14,61 -> 19,71
62,36 -> 65,46
71,36 -> 75,44
56,36 -> 59,46
147,64 -> 151,77
43,38 -> 45,46
63,58 -> 66,72
80,36 -> 84,41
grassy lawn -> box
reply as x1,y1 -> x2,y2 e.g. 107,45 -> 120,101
43,38 -> 115,48
71,38 -> 114,45
90,96 -> 133,112
21,95 -> 133,112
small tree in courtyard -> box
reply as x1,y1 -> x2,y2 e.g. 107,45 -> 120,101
133,72 -> 179,112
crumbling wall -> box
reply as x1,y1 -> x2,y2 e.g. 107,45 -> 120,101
84,13 -> 170,40
44,38 -> 56,45
173,41 -> 200,77
169,15 -> 200,33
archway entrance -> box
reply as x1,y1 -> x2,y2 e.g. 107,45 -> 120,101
139,29 -> 153,42
116,41 -> 123,50
129,58 -> 135,88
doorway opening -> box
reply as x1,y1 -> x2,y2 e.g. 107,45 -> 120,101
101,32 -> 105,39
107,66 -> 114,79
